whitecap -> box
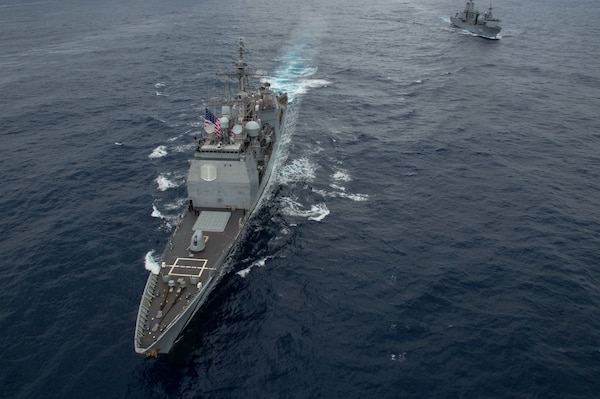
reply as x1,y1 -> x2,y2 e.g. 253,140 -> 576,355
280,197 -> 330,221
155,173 -> 178,191
172,143 -> 195,153
308,204 -> 330,221
344,193 -> 369,202
144,250 -> 161,275
332,170 -> 352,182
329,183 -> 346,192
148,145 -> 167,159
236,256 -> 270,278
267,48 -> 331,102
151,204 -> 164,218
277,157 -> 317,185
313,188 -> 369,202
164,197 -> 186,211
237,267 -> 252,278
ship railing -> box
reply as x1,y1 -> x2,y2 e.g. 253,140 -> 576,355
135,273 -> 160,345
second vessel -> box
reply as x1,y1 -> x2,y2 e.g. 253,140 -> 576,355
451,1 -> 502,39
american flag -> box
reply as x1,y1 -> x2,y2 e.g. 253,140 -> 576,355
204,108 -> 221,135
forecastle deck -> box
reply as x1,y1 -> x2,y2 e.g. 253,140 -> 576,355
135,206 -> 247,353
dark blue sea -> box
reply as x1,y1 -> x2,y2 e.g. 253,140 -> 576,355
2,0 -> 600,397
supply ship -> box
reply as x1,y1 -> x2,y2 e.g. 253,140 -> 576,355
135,38 -> 287,356
451,1 -> 502,39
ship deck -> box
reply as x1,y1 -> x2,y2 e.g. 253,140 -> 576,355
165,206 -> 247,267
136,206 -> 247,352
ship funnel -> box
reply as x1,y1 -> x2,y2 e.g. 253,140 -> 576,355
187,230 -> 205,252
245,120 -> 260,138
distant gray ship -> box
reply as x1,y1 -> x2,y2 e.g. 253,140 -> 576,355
135,38 -> 287,356
451,1 -> 501,39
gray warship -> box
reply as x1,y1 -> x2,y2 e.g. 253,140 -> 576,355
451,1 -> 501,39
135,38 -> 287,357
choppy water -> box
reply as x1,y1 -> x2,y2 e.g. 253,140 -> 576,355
2,0 -> 600,397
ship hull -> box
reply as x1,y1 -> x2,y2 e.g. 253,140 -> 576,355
134,43 -> 287,356
134,118 -> 285,356
135,272 -> 215,355
451,17 -> 501,39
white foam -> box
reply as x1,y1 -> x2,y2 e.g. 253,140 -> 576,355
164,197 -> 186,211
149,145 -> 167,159
270,76 -> 331,103
151,204 -> 164,218
308,204 -> 330,221
332,170 -> 352,182
313,188 -> 369,202
346,193 -> 369,202
307,168 -> 369,202
172,143 -> 195,153
297,78 -> 331,96
154,82 -> 166,96
236,256 -> 270,278
166,130 -> 190,143
151,202 -> 183,231
390,352 -> 407,362
155,173 -> 178,191
237,267 -> 252,278
280,196 -> 330,221
277,157 -> 317,185
266,44 -> 330,103
144,250 -> 161,275
329,183 -> 346,192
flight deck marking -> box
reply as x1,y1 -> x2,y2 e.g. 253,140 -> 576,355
167,257 -> 217,278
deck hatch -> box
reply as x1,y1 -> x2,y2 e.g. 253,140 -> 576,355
192,211 -> 231,232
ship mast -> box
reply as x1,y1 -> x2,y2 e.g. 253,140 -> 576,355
234,37 -> 251,121
235,37 -> 249,97
215,37 -> 267,121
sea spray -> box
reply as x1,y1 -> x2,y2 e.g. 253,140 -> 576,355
148,145 -> 167,159
236,256 -> 271,278
151,204 -> 164,218
155,173 -> 178,191
144,251 -> 161,275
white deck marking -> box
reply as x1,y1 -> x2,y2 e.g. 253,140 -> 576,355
167,257 -> 217,278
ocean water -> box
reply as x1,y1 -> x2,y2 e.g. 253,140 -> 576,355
1,0 -> 600,397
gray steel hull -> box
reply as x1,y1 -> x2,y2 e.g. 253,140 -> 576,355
451,16 -> 501,39
134,39 -> 288,356
135,273 -> 216,355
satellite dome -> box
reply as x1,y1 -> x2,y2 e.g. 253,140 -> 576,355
232,124 -> 243,135
245,120 -> 260,137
